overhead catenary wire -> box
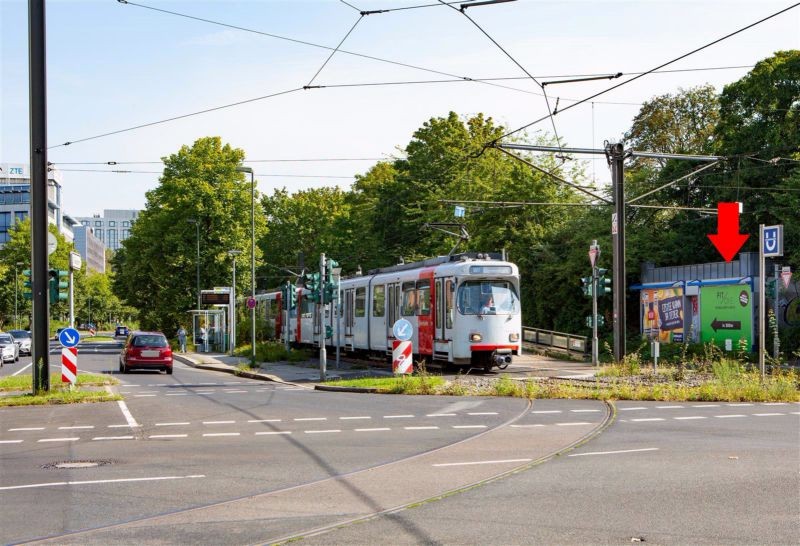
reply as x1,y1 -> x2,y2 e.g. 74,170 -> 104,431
306,14 -> 365,87
627,161 -> 722,204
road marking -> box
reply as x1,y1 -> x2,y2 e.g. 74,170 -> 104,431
762,402 -> 788,406
155,422 -> 190,427
108,424 -> 141,428
452,425 -> 487,429
692,404 -> 720,408
138,391 -> 158,394
354,428 -> 391,432
224,381 -> 244,384
630,418 -> 665,422
166,393 -> 188,396
569,447 -> 659,458
556,422 -> 592,426
255,431 -> 292,435
92,436 -> 134,441
404,426 -> 439,430
304,429 -> 341,434
117,400 -> 139,428
467,412 -> 498,416
753,413 -> 785,416
203,433 -> 241,437
791,412 -> 800,415
570,409 -> 601,413
0,474 -> 206,491
674,416 -> 707,420
9,427 -> 45,432
149,434 -> 188,439
202,420 -> 236,425
295,417 -> 327,421
511,424 -> 545,428
433,458 -> 532,467
38,437 -> 79,442
656,405 -> 684,409
134,394 -> 157,397
384,415 -> 414,419
248,419 -> 282,423
618,407 -> 647,411
727,403 -> 753,406
340,416 -> 371,420
426,413 -> 457,417
530,410 -> 561,414
0,440 -> 23,444
715,414 -> 746,418
222,390 -> 249,394
58,426 -> 94,430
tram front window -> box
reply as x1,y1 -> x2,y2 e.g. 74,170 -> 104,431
457,281 -> 519,315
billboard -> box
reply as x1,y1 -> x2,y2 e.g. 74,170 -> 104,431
640,288 -> 684,343
699,285 -> 752,350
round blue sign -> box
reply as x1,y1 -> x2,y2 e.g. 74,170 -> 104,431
392,319 -> 413,341
58,327 -> 80,348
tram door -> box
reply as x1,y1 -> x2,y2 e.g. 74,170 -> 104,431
344,288 -> 354,347
386,283 -> 396,349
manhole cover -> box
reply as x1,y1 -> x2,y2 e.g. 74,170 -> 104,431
42,459 -> 114,470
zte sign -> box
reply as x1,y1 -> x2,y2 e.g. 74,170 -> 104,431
1,163 -> 28,179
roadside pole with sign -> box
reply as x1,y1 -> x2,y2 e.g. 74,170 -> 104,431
58,327 -> 80,389
760,224 -> 783,379
392,318 -> 413,374
589,240 -> 600,367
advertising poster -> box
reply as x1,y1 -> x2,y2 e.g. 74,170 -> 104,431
640,288 -> 684,343
699,285 -> 753,350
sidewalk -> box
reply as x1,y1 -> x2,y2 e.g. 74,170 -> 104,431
173,352 -> 392,386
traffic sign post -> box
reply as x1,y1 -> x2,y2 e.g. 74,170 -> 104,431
759,224 -> 783,380
61,347 -> 78,387
392,340 -> 413,374
58,327 -> 80,348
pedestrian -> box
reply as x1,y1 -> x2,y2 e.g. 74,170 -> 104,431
177,326 -> 187,353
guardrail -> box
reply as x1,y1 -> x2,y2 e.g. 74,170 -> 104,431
522,326 -> 588,355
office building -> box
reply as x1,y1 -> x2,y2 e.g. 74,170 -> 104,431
73,225 -> 106,273
0,162 -> 65,244
75,209 -> 139,251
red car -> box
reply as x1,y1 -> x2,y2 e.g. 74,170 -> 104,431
119,331 -> 173,374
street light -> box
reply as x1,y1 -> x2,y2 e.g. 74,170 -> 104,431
236,165 -> 256,363
14,262 -> 24,329
227,250 -> 242,356
186,218 -> 200,310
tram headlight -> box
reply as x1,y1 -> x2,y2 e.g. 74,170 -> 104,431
509,333 -> 520,342
469,333 -> 482,342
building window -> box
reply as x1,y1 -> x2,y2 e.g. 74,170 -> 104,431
0,212 -> 11,244
14,211 -> 28,224
108,221 -> 116,227
122,221 -> 129,227
107,229 -> 118,250
121,229 -> 130,240
95,229 -> 104,242
95,220 -> 102,227
82,220 -> 90,226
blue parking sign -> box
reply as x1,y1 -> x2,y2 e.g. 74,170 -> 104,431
762,225 -> 783,257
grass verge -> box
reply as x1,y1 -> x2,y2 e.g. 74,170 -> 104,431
0,373 -> 119,392
0,390 -> 122,407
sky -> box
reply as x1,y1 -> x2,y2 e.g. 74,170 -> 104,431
1,0 -> 798,218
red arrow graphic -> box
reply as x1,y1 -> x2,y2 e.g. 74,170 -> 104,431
707,202 -> 749,262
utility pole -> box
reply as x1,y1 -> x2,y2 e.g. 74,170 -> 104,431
773,263 -> 780,359
589,241 -> 600,367
284,280 -> 291,353
319,253 -> 327,381
29,0 -> 50,392
607,142 -> 626,363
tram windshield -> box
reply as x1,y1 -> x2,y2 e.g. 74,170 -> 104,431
457,281 -> 519,315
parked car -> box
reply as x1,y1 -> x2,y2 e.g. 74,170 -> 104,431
8,330 -> 31,356
0,333 -> 20,365
119,331 -> 173,374
115,325 -> 129,337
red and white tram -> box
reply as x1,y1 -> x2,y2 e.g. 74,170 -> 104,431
255,252 -> 522,372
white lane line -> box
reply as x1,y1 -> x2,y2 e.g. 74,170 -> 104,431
453,425 -> 487,429
467,412 -> 498,416
354,428 -> 391,432
715,414 -> 746,418
384,415 -> 414,419
569,447 -> 659,458
224,382 -> 244,385
531,410 -> 561,414
134,394 -> 157,398
630,418 -> 665,422
12,362 -> 33,376
255,431 -> 291,435
155,422 -> 190,427
137,391 -> 158,394
674,416 -> 707,420
426,413 -> 457,417
108,424 -> 141,428
149,434 -> 188,439
295,417 -> 327,422
194,391 -> 214,394
0,474 -> 206,491
58,426 -> 95,430
791,412 -> 800,415
304,430 -> 341,434
656,405 -> 684,409
556,422 -> 592,426
9,427 -> 45,432
339,416 -> 371,420
511,424 -> 545,428
117,400 -> 140,428
92,436 -> 134,441
202,433 -> 241,437
166,393 -> 188,396
404,426 -> 439,430
0,440 -> 24,444
433,458 -> 532,467
753,413 -> 785,417
727,403 -> 753,407
763,402 -> 788,406
202,420 -> 236,425
248,419 -> 282,423
221,390 -> 249,394
570,409 -> 601,413
618,407 -> 647,411
38,437 -> 79,443
692,404 -> 720,408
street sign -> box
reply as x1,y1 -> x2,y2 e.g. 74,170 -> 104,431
58,327 -> 80,348
61,347 -> 77,385
69,251 -> 82,271
762,225 -> 783,257
781,266 -> 792,289
246,297 -> 257,310
392,318 -> 413,341
611,213 -> 618,235
589,247 -> 598,268
47,232 -> 57,256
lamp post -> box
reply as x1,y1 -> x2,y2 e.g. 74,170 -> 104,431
187,218 -> 201,310
14,262 -> 24,329
227,250 -> 242,356
236,166 -> 256,363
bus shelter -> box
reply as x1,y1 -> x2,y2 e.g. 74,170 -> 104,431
187,309 -> 227,353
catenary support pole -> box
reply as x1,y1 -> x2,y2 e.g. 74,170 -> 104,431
29,0 -> 49,392
319,253 -> 327,381
773,263 -> 780,359
608,142 -> 626,363
759,225 -> 765,380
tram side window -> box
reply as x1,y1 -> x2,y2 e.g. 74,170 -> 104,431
355,287 -> 366,317
373,285 -> 385,317
445,280 -> 454,328
401,282 -> 416,316
435,280 -> 442,330
416,280 -> 430,316
302,296 -> 314,317
268,299 -> 279,318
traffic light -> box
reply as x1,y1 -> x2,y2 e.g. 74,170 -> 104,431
585,314 -> 606,328
304,273 -> 321,303
325,258 -> 339,285
287,283 -> 297,310
581,276 -> 593,297
598,271 -> 612,296
323,283 -> 338,304
48,269 -> 68,304
22,269 -> 32,300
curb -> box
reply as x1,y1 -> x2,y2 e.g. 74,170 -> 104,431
314,385 -> 378,393
173,354 -> 306,388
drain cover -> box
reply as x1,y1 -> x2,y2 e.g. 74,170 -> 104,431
42,459 -> 114,470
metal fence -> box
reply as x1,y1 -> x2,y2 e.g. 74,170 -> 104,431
522,326 -> 588,354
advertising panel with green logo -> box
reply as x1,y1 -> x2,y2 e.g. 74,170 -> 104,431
699,285 -> 753,350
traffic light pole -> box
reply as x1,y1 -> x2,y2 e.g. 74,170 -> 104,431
608,142 -> 626,363
592,266 -> 599,367
29,0 -> 50,393
284,281 -> 291,353
319,253 -> 327,381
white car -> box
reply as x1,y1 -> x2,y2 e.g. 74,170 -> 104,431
9,330 -> 31,356
0,333 -> 19,365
